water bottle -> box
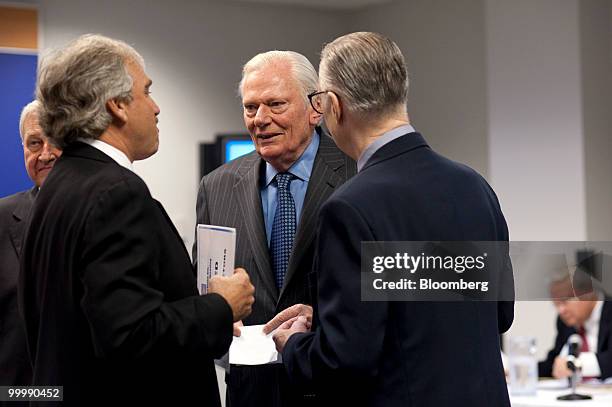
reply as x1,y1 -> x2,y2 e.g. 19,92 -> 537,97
508,336 -> 538,396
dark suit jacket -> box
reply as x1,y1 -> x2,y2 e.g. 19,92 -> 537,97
283,132 -> 514,407
19,142 -> 233,406
0,188 -> 35,387
194,130 -> 355,406
538,300 -> 612,379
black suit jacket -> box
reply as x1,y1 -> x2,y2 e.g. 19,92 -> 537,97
19,142 -> 233,406
194,130 -> 355,406
0,188 -> 35,387
538,301 -> 612,379
283,132 -> 514,407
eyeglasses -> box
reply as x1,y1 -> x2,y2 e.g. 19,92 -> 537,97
307,90 -> 327,115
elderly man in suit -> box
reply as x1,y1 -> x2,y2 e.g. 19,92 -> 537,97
20,34 -> 254,406
193,50 -> 355,407
0,101 -> 61,387
539,275 -> 612,380
270,32 -> 514,407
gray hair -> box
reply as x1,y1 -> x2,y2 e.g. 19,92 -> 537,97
319,31 -> 409,116
37,34 -> 145,147
19,100 -> 41,140
238,50 -> 318,102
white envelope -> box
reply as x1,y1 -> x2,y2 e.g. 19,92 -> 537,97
197,224 -> 236,294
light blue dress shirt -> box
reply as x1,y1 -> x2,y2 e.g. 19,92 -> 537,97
261,130 -> 320,245
356,124 -> 416,172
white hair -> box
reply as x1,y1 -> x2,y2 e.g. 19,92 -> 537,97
19,100 -> 41,139
238,50 -> 318,102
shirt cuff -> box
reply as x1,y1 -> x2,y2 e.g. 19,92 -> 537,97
580,352 -> 601,377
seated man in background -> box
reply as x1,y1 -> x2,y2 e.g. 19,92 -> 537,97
539,274 -> 612,380
0,100 -> 61,387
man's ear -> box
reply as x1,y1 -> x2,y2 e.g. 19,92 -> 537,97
328,92 -> 342,124
308,106 -> 322,127
106,98 -> 129,125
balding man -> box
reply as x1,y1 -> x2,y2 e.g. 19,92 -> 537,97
193,51 -> 355,407
0,101 -> 61,387
271,32 -> 514,407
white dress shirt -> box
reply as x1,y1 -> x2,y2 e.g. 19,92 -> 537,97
78,138 -> 133,171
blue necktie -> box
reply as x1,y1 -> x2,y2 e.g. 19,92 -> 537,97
270,172 -> 296,290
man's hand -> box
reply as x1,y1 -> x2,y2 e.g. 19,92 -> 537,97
209,268 -> 255,322
233,321 -> 243,337
552,356 -> 572,379
263,304 -> 313,335
272,316 -> 309,353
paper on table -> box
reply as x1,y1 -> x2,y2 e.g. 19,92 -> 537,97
229,324 -> 280,365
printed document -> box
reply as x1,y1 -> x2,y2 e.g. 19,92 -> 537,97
196,224 -> 236,294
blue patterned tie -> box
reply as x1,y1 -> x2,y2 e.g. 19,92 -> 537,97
270,172 -> 296,290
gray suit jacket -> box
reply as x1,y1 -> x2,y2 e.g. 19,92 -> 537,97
0,187 -> 35,386
193,131 -> 356,325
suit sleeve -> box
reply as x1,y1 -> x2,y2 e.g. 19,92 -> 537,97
192,177 -> 211,266
80,177 -> 232,360
596,337 -> 612,379
282,197 -> 387,388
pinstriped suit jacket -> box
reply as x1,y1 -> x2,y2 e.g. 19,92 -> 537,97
193,130 -> 356,325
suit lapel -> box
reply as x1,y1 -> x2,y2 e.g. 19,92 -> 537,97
598,301 -> 612,352
280,133 -> 347,298
234,157 -> 278,299
8,187 -> 36,257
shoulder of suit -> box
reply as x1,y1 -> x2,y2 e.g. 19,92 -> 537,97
0,189 -> 31,216
56,154 -> 152,202
316,132 -> 356,173
201,150 -> 260,186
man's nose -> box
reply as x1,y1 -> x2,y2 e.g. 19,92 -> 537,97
253,105 -> 272,127
39,143 -> 58,163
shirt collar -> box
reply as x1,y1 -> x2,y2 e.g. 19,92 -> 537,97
584,300 -> 603,333
78,138 -> 133,171
264,130 -> 319,187
357,124 -> 415,172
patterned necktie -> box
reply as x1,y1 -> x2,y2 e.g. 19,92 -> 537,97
270,172 -> 296,290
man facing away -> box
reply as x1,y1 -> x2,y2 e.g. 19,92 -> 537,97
20,34 -> 254,406
0,101 -> 61,390
193,50 -> 355,406
269,32 -> 514,407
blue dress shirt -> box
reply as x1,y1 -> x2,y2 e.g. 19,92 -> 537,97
261,130 -> 320,245
357,124 -> 416,172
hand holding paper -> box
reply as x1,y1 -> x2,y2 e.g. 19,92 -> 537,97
209,268 -> 255,322
272,316 -> 310,353
263,303 -> 313,334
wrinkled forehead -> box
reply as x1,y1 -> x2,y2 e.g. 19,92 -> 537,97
242,63 -> 300,99
21,112 -> 42,138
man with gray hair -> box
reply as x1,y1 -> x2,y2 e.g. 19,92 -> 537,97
269,32 -> 513,406
193,50 -> 355,406
20,34 -> 254,406
0,101 -> 61,388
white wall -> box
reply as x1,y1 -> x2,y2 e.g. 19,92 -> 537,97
581,0 -> 612,241
347,0 -> 490,177
40,0 -> 349,250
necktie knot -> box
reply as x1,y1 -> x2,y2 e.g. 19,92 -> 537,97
275,172 -> 293,190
